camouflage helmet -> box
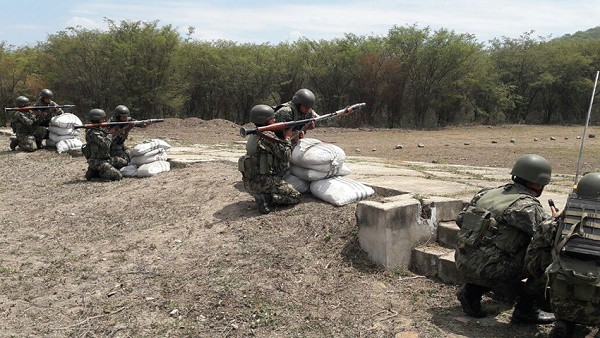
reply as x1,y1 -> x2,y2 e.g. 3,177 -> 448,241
576,172 -> 600,199
250,104 -> 275,125
88,108 -> 106,122
40,88 -> 53,99
114,105 -> 130,117
15,96 -> 30,107
510,154 -> 552,186
291,88 -> 315,108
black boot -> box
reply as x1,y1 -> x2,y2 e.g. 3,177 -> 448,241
255,194 -> 271,214
552,319 -> 575,337
9,138 -> 17,151
85,168 -> 98,181
511,297 -> 556,324
457,284 -> 487,318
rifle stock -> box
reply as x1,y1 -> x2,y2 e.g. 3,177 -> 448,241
74,118 -> 164,129
5,105 -> 76,112
240,102 -> 366,138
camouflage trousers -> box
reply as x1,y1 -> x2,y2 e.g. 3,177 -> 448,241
14,134 -> 40,152
86,159 -> 124,181
243,175 -> 301,205
110,145 -> 130,166
455,245 -> 526,290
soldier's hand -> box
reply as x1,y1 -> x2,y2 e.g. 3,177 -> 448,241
306,121 -> 315,130
283,128 -> 292,140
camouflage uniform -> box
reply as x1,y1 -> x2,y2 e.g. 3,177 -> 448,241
274,101 -> 312,124
34,97 -> 63,128
108,116 -> 139,164
83,128 -> 124,181
240,131 -> 300,206
11,109 -> 46,152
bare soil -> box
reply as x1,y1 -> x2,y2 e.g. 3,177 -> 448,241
1,120 -> 599,337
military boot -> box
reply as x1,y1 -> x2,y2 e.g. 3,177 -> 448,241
457,284 -> 487,318
511,299 -> 556,324
85,168 -> 98,181
9,138 -> 18,151
255,194 -> 271,214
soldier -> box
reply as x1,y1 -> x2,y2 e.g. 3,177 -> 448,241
238,104 -> 301,214
454,154 -> 556,324
34,88 -> 63,127
9,96 -> 46,152
108,105 -> 148,165
274,88 -> 319,139
81,109 -> 123,181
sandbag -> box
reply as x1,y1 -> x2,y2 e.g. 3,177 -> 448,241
137,160 -> 170,177
120,165 -> 138,177
310,176 -> 374,206
55,138 -> 83,154
290,163 -> 351,181
50,113 -> 83,129
291,138 -> 346,167
283,173 -> 310,194
130,139 -> 172,157
49,132 -> 79,143
48,125 -> 79,136
129,148 -> 168,166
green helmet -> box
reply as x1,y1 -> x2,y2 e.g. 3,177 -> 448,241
576,172 -> 600,199
15,96 -> 30,107
88,108 -> 106,122
250,104 -> 275,125
40,89 -> 53,99
114,105 -> 130,117
291,88 -> 315,108
510,154 -> 551,186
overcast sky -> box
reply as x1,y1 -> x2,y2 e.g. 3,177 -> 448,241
1,0 -> 598,47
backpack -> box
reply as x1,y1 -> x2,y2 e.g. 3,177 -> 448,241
546,194 -> 600,326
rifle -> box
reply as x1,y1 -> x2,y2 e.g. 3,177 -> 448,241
74,118 -> 165,130
5,105 -> 76,112
240,102 -> 366,138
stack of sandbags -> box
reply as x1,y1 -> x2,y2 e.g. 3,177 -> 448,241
47,113 -> 83,153
120,139 -> 171,178
289,138 -> 373,206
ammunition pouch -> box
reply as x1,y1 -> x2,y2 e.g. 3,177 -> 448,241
238,152 -> 277,180
457,205 -> 497,248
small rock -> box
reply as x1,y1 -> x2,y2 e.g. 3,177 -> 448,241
174,239 -> 182,243
371,148 -> 376,152
533,138 -> 538,141
589,134 -> 596,138
550,136 -> 556,140
431,159 -> 439,164
491,140 -> 498,144
107,291 -> 117,297
444,144 -> 449,147
354,148 -> 361,153
577,136 -> 582,139
231,323 -> 239,330
565,137 -> 569,140
395,144 -> 403,149
510,138 -> 516,143
170,309 -> 179,316
463,143 -> 470,146
417,143 -> 425,148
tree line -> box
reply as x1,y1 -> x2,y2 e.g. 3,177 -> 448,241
1,19 -> 600,128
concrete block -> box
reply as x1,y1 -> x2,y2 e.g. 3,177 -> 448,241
422,196 -> 465,222
410,246 -> 448,278
437,221 -> 459,249
438,252 -> 462,284
357,197 -> 435,269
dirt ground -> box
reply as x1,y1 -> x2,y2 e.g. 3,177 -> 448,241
1,119 -> 599,337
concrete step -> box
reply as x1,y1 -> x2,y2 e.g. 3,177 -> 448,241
410,244 -> 461,285
437,221 -> 459,249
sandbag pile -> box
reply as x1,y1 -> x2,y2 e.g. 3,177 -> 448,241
120,139 -> 171,178
287,138 -> 374,205
46,113 -> 83,153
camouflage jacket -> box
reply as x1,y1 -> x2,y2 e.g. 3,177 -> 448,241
455,183 -> 550,287
85,128 -> 113,161
525,217 -> 557,279
274,101 -> 314,123
243,131 -> 292,178
108,116 -> 140,148
34,98 -> 63,126
12,110 -> 37,135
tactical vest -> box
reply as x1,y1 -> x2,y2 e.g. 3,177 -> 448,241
238,134 -> 279,180
546,194 -> 600,325
457,185 -> 527,254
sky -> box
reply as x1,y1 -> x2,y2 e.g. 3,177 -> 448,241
1,0 -> 599,47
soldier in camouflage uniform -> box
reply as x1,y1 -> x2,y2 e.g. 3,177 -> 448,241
239,104 -> 301,214
9,96 -> 46,152
34,88 -> 64,127
455,154 -> 556,324
108,105 -> 148,165
274,88 -> 319,139
81,109 -> 124,181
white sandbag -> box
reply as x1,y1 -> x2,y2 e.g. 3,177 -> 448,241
310,176 -> 374,206
130,139 -> 172,157
283,173 -> 310,194
50,113 -> 83,129
55,138 -> 83,154
136,160 -> 170,177
291,138 -> 346,168
48,125 -> 79,136
49,132 -> 79,143
129,148 -> 168,166
290,163 -> 352,181
120,165 -> 138,177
